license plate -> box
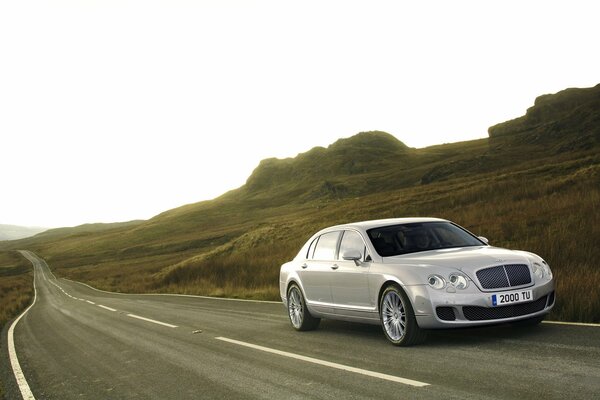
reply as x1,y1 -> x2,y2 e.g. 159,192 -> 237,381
491,290 -> 533,307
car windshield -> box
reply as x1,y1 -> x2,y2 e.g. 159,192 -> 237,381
367,222 -> 484,256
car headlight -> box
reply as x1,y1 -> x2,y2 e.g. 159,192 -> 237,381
449,273 -> 469,290
542,260 -> 552,279
533,261 -> 552,280
533,262 -> 544,279
427,274 -> 446,290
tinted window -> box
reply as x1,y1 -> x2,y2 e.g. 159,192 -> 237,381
312,231 -> 341,260
367,222 -> 484,256
338,230 -> 365,260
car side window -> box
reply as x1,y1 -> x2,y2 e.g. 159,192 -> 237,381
306,237 -> 318,259
312,231 -> 341,260
338,230 -> 365,260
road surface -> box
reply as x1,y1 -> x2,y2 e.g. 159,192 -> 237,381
2,251 -> 599,399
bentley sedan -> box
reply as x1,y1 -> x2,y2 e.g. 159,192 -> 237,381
280,218 -> 555,346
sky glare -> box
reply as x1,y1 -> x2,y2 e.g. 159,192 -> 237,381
1,0 -> 599,228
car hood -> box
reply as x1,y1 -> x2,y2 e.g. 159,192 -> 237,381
384,246 -> 532,276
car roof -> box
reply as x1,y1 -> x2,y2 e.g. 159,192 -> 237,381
323,217 -> 449,232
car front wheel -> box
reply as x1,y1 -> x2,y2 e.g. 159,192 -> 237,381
380,285 -> 427,346
287,284 -> 320,331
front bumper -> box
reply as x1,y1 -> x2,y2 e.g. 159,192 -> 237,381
406,279 -> 555,329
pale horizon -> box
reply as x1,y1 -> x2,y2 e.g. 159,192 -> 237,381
1,0 -> 599,228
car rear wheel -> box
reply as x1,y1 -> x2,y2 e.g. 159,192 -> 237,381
287,284 -> 320,331
380,285 -> 427,346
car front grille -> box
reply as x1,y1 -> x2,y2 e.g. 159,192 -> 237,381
476,264 -> 532,289
463,295 -> 548,321
436,307 -> 456,321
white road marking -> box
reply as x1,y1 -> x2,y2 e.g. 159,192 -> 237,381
86,300 -> 96,305
215,337 -> 430,387
62,278 -> 281,304
126,313 -> 178,328
98,305 -> 117,312
543,320 -> 600,328
8,314 -> 37,400
11,251 -> 38,399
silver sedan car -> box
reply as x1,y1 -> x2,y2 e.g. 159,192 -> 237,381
279,218 -> 555,346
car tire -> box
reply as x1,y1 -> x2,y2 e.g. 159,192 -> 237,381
380,284 -> 427,346
287,283 -> 320,331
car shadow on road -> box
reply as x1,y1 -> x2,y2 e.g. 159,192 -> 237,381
424,323 -> 551,347
315,319 -> 552,347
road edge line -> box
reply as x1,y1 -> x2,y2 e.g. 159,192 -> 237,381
61,278 -> 282,304
8,251 -> 38,400
542,320 -> 600,328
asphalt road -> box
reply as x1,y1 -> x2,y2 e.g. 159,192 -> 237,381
3,251 -> 600,399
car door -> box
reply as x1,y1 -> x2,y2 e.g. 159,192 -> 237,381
330,230 -> 372,313
297,230 -> 340,314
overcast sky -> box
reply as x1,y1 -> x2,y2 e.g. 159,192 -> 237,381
1,0 -> 598,228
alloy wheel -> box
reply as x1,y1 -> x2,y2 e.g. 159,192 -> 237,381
381,290 -> 407,341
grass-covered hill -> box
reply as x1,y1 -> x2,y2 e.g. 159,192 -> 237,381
2,83 -> 599,323
489,84 -> 600,149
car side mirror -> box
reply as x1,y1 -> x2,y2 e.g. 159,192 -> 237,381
478,236 -> 489,245
342,249 -> 363,265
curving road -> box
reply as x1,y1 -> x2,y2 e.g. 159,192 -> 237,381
2,251 -> 600,399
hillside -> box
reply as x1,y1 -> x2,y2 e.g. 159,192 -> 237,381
1,84 -> 599,322
489,84 -> 600,151
242,131 -> 412,201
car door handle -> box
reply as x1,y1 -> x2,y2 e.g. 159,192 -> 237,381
301,263 -> 308,269
331,264 -> 339,270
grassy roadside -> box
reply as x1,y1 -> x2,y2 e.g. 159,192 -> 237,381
0,251 -> 33,330
0,250 -> 34,399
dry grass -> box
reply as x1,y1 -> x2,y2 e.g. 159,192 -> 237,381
0,250 -> 34,398
0,251 -> 34,328
155,227 -> 300,299
436,172 -> 599,322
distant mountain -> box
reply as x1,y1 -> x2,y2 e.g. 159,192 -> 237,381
0,224 -> 47,241
32,221 -> 145,241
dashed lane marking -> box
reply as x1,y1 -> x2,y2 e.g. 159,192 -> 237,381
215,337 -> 430,387
126,313 -> 178,328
